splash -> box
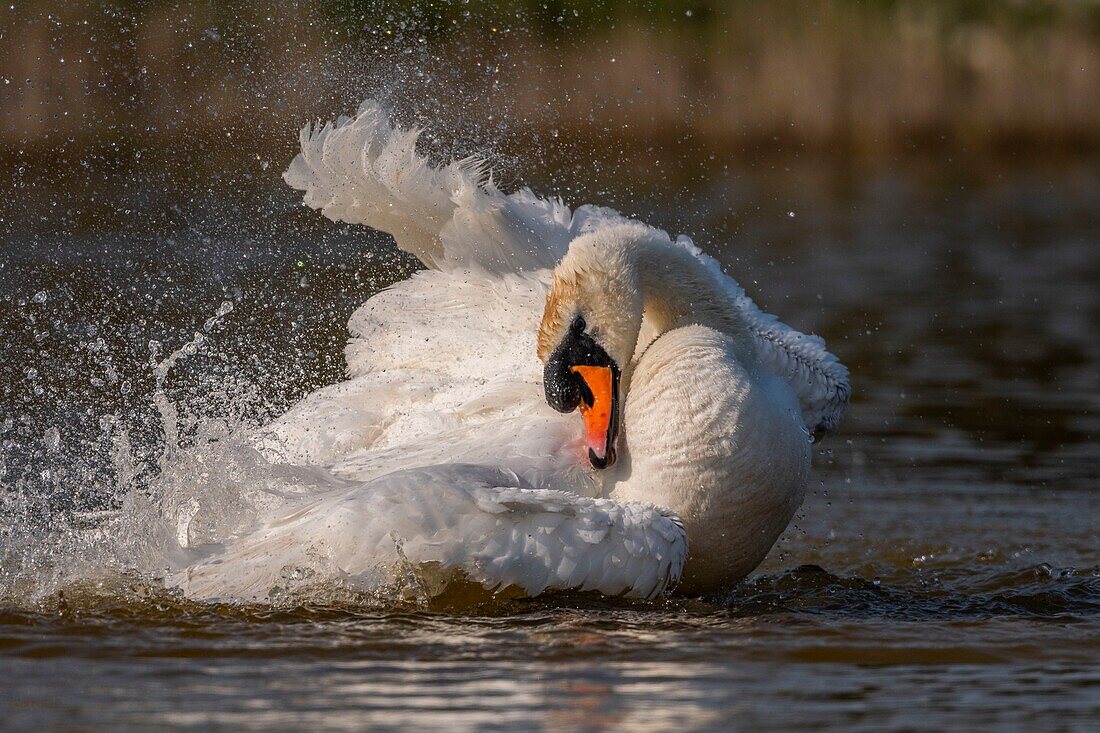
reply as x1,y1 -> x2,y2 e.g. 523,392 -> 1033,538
0,300 -> 297,606
0,290 -> 467,611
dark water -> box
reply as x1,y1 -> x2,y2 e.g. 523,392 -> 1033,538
1,154 -> 1098,730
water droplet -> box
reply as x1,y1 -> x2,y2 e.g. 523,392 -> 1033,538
32,290 -> 47,303
44,427 -> 60,451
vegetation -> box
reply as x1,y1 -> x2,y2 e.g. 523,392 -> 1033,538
2,0 -> 1097,164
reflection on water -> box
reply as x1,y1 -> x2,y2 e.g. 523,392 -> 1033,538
2,596 -> 1099,731
18,655 -> 1086,732
0,154 -> 1098,730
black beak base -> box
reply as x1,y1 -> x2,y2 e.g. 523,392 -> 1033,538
543,314 -> 621,469
544,315 -> 616,412
589,445 -> 616,470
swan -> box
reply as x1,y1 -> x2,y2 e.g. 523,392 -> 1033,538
173,100 -> 849,602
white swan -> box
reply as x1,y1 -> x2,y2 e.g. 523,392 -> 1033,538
174,100 -> 849,602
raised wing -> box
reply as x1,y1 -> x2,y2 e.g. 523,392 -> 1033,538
284,100 -> 587,274
284,99 -> 848,436
174,464 -> 687,603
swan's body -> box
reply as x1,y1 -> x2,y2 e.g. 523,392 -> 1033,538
174,101 -> 848,602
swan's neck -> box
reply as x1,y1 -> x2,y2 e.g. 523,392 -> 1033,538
630,238 -> 754,358
539,222 -> 757,373
596,234 -> 808,588
570,229 -> 760,373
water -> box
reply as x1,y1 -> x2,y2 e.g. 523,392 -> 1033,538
1,151 -> 1097,729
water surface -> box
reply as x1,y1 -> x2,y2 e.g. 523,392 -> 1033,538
1,156 -> 1097,730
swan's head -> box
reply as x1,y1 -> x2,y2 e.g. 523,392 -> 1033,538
537,228 -> 645,469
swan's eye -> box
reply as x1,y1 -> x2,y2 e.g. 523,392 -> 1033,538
571,314 -> 586,333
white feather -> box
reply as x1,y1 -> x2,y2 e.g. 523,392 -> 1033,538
284,100 -> 846,432
670,236 -> 851,435
175,465 -> 686,602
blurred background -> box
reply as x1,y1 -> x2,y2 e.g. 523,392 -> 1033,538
5,0 -> 1100,160
5,0 -> 1100,232
1,2 -> 1099,729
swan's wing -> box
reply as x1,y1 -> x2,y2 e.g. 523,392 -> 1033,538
259,403 -> 597,499
325,413 -> 597,498
741,304 -> 850,436
283,99 -> 847,431
256,269 -> 584,471
255,259 -> 599,500
344,268 -> 547,378
285,100 -> 589,274
283,101 -> 466,269
672,236 -> 851,436
175,464 -> 686,603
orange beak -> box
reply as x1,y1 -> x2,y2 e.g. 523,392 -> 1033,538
570,365 -> 619,469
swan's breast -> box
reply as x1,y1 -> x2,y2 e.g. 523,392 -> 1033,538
612,324 -> 812,589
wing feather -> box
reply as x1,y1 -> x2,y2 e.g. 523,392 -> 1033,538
669,235 -> 851,435
285,99 -> 848,433
175,464 -> 686,602
284,100 -> 576,274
